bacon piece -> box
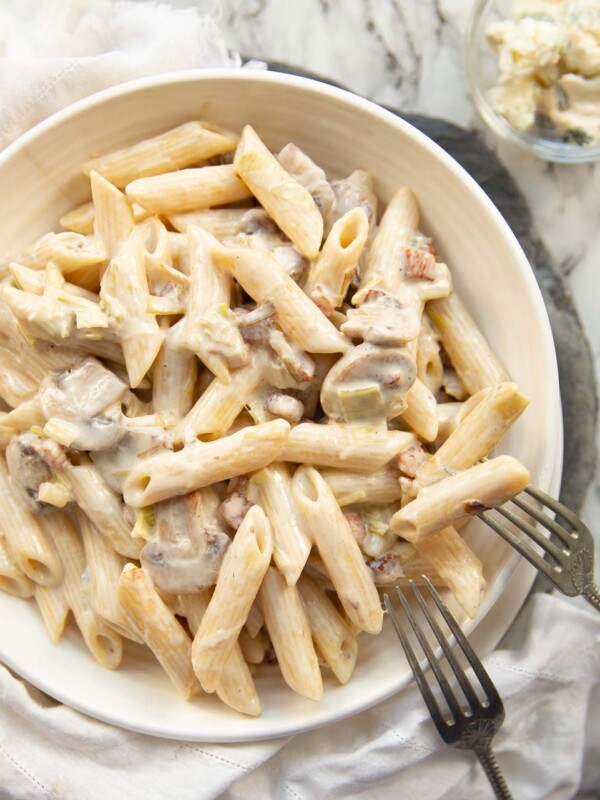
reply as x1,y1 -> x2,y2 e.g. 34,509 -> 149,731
218,492 -> 254,531
309,287 -> 334,317
395,444 -> 427,478
403,248 -> 436,281
343,511 -> 367,547
366,553 -> 405,585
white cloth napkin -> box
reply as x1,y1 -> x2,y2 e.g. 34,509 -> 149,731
1,2 -> 599,798
1,594 -> 598,800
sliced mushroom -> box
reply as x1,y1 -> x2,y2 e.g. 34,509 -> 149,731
218,489 -> 254,531
325,170 -> 377,238
235,211 -> 309,282
277,142 -> 336,220
341,291 -> 421,346
38,358 -> 127,451
320,342 -> 416,422
235,311 -> 316,384
6,432 -> 68,512
271,245 -> 307,282
140,492 -> 231,595
90,422 -> 166,493
240,208 -> 281,238
395,443 -> 428,478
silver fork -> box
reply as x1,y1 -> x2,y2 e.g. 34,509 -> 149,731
384,578 -> 514,800
477,484 -> 600,611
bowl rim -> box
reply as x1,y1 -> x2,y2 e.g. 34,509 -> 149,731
0,67 -> 563,739
465,0 -> 600,164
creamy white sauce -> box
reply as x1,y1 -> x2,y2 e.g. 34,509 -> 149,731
38,358 -> 127,451
140,492 -> 231,595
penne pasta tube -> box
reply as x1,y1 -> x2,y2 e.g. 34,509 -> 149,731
77,512 -> 143,643
416,313 -> 444,395
400,377 -> 439,442
259,565 -> 323,700
100,228 -> 162,388
60,201 -> 96,235
40,511 -> 123,669
0,456 -> 62,586
418,383 -> 529,486
0,345 -> 40,408
1,284 -> 125,365
10,263 -> 99,301
181,225 -> 248,383
90,171 -> 134,261
427,293 -> 509,394
176,358 -> 264,441
30,231 -> 107,275
280,423 -> 415,472
417,526 -> 487,619
118,564 -> 199,698
192,505 -> 273,693
0,293 -> 81,376
152,323 -> 197,426
391,455 -> 531,541
293,466 -> 383,635
214,646 -> 262,717
60,200 -> 151,235
247,462 -> 312,586
83,121 -> 239,188
138,219 -> 190,316
124,419 -> 290,507
211,244 -> 350,354
321,466 -> 403,506
0,537 -> 34,598
178,592 -> 261,716
303,207 -> 369,315
238,628 -> 265,665
166,208 -> 250,237
436,401 -> 465,443
354,186 -> 419,304
63,460 -> 141,559
277,142 -> 336,222
126,164 -> 252,214
297,572 -> 358,684
245,601 -> 264,639
435,389 -> 493,445
234,125 -> 323,258
35,584 -> 69,643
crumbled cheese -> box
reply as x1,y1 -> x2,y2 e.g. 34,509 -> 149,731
486,0 -> 600,143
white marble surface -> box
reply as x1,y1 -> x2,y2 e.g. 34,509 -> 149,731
185,0 -> 600,567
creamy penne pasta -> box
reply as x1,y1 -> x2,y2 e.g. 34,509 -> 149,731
0,116 -> 533,715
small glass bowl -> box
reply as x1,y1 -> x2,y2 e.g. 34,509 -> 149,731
466,0 -> 600,163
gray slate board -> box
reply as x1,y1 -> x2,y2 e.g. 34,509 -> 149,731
268,61 -> 597,512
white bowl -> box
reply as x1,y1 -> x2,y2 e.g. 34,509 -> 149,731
0,70 -> 562,742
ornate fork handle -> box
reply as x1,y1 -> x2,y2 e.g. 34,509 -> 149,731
583,583 -> 600,612
474,742 -> 514,800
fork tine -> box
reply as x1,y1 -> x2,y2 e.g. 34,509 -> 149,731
383,593 -> 445,727
523,485 -> 582,531
420,576 -> 501,706
479,509 -> 560,581
512,493 -> 575,545
494,503 -> 566,561
409,580 -> 481,710
393,585 -> 463,722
